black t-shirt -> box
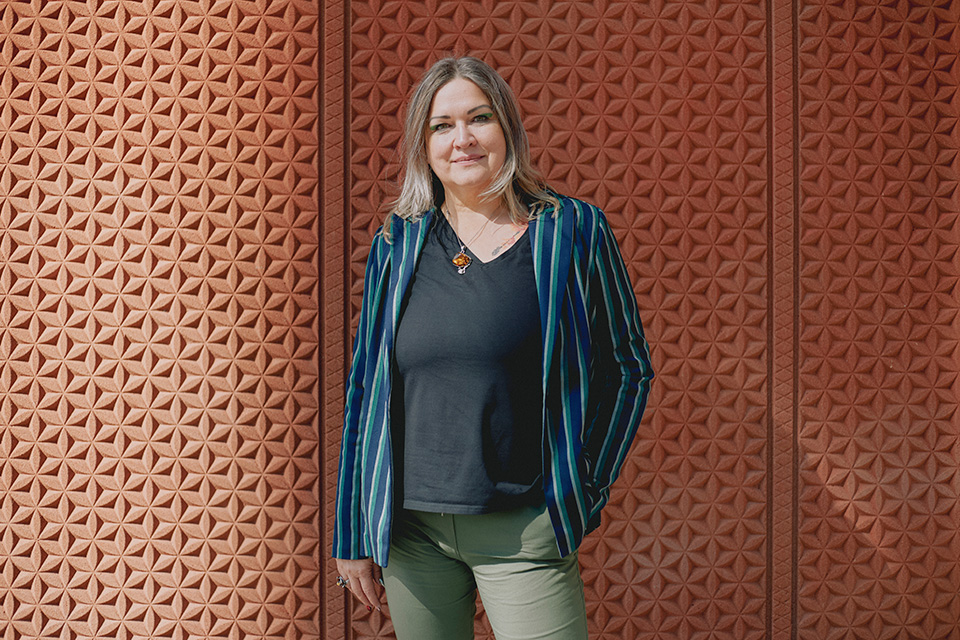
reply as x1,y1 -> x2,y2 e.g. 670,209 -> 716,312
393,212 -> 544,514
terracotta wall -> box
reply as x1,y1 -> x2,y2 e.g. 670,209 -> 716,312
0,1 -> 320,638
0,0 -> 957,639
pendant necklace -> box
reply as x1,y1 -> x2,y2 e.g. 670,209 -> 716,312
444,206 -> 501,274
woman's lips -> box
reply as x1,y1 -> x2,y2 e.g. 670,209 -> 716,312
453,155 -> 484,163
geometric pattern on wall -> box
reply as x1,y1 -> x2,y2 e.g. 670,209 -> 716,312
347,1 -> 771,638
0,2 -> 319,638
797,2 -> 960,638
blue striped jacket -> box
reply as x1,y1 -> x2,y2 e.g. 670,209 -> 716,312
333,194 -> 654,565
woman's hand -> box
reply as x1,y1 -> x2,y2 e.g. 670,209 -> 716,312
336,557 -> 384,611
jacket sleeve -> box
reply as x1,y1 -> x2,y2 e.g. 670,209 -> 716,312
582,211 -> 654,524
332,229 -> 389,560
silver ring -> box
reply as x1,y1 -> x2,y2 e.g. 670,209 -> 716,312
336,576 -> 349,588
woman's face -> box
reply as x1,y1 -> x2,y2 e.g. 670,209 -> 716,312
425,78 -> 507,198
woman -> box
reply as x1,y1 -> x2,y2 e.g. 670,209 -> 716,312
333,56 -> 653,640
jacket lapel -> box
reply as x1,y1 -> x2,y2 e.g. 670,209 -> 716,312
530,197 -> 574,384
384,209 -> 434,352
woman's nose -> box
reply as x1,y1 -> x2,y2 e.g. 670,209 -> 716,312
453,123 -> 475,147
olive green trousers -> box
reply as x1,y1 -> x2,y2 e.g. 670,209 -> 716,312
382,503 -> 588,640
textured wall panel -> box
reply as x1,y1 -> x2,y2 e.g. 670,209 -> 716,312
591,0 -> 770,638
797,1 -> 960,638
0,1 -> 320,638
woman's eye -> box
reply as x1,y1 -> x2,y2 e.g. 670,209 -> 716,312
473,113 -> 494,122
429,123 -> 451,132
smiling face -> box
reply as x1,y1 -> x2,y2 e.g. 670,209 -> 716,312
425,77 -> 507,202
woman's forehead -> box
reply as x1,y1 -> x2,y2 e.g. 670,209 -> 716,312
429,78 -> 491,114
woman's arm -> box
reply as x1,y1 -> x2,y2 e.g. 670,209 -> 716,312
332,230 -> 389,560
582,211 -> 654,523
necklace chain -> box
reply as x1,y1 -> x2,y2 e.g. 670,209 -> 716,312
443,206 -> 503,274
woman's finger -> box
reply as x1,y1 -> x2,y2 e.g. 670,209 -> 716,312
337,558 -> 383,611
345,573 -> 374,609
355,570 -> 383,611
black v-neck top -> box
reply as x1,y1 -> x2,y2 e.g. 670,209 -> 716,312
392,213 -> 544,514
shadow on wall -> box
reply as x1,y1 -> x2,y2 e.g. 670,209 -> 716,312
798,403 -> 960,638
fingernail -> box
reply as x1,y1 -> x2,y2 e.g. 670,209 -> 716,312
366,606 -> 372,612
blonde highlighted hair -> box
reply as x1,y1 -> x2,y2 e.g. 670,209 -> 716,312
386,56 -> 558,238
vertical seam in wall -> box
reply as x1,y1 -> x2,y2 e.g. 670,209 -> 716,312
342,2 -> 353,638
791,0 -> 801,637
317,0 -> 325,623
765,0 -> 775,636
343,1 -> 353,366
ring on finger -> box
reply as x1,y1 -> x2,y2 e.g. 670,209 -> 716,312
336,576 -> 349,588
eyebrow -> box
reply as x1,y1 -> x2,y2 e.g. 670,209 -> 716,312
428,105 -> 495,121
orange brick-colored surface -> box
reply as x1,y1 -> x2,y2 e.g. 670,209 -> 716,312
0,1 -> 319,638
796,2 -> 960,637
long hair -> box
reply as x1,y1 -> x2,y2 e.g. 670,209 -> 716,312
385,57 -> 558,238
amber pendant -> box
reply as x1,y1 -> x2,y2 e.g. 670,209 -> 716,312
452,250 -> 471,274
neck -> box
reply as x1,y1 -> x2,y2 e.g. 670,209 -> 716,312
442,193 -> 505,226
441,198 -> 508,250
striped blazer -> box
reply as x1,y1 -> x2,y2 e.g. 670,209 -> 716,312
333,194 -> 654,565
